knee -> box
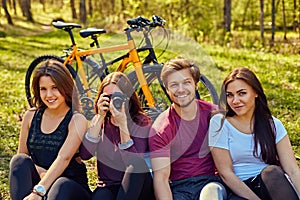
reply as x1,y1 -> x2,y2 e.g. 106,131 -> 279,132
10,153 -> 32,171
48,177 -> 72,199
261,165 -> 284,178
48,177 -> 69,196
51,177 -> 70,190
200,182 -> 227,200
127,157 -> 149,173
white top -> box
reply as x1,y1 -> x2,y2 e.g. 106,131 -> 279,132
208,113 -> 287,181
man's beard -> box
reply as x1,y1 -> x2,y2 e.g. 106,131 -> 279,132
173,97 -> 194,108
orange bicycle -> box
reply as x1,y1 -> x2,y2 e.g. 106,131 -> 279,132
25,16 -> 218,120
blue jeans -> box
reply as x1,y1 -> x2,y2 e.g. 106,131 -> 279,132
170,175 -> 224,200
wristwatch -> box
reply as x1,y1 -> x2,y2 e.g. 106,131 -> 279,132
33,184 -> 46,197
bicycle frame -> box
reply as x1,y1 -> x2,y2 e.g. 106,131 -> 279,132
64,28 -> 156,107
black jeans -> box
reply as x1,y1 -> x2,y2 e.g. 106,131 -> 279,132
9,153 -> 91,200
243,174 -> 272,200
92,157 -> 155,200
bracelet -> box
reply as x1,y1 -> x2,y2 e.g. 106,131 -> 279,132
85,131 -> 100,143
32,190 -> 47,199
118,139 -> 134,150
32,190 -> 44,197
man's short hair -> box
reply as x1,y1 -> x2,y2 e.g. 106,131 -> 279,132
161,57 -> 200,87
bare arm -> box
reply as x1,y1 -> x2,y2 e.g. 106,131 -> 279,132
17,109 -> 35,154
210,147 -> 260,200
277,135 -> 300,196
151,157 -> 172,200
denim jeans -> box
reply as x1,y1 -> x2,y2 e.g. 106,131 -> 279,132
170,175 -> 223,200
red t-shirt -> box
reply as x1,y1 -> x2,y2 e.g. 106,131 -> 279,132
149,100 -> 216,181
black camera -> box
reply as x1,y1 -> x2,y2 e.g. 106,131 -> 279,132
106,92 -> 128,109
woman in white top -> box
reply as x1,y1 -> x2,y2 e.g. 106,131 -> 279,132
209,67 -> 300,200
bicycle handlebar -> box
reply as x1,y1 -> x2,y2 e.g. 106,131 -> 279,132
126,15 -> 165,31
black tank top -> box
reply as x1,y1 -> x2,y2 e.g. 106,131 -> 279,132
27,108 -> 89,188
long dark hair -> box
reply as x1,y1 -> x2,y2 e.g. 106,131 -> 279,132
94,72 -> 150,124
220,67 -> 279,165
31,59 -> 81,112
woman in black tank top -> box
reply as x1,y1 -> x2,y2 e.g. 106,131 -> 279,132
9,60 -> 91,200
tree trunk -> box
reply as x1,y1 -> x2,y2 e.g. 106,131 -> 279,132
18,0 -> 26,17
18,0 -> 34,22
70,0 -> 77,19
224,0 -> 231,32
282,0 -> 287,40
242,0 -> 251,27
119,0 -> 125,20
260,0 -> 265,45
39,0 -> 45,12
293,0 -> 297,32
88,0 -> 92,16
271,0 -> 276,46
12,0 -> 17,15
2,0 -> 14,25
80,0 -> 87,25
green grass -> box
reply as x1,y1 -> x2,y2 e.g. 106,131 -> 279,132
1,19 -> 299,200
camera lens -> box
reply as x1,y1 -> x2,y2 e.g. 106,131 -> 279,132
111,92 -> 127,110
112,97 -> 124,109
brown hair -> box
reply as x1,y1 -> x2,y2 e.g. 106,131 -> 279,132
94,72 -> 149,124
161,57 -> 200,88
31,59 -> 81,112
220,67 -> 278,165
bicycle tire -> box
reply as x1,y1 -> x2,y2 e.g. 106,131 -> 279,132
25,55 -> 95,120
79,56 -> 106,119
127,64 -> 219,120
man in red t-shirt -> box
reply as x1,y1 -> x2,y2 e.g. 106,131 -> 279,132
149,57 -> 227,200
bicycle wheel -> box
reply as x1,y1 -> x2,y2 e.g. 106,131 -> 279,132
127,64 -> 219,120
25,55 -> 96,120
78,56 -> 106,119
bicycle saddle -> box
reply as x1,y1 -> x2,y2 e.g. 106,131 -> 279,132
52,21 -> 82,30
79,28 -> 107,38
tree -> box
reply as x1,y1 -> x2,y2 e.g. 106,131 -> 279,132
79,0 -> 87,24
293,0 -> 297,31
18,0 -> 34,22
271,0 -> 276,46
281,0 -> 287,40
70,0 -> 77,19
2,0 -> 13,25
299,0 -> 300,38
88,0 -> 93,16
241,0 -> 251,27
12,0 -> 17,15
260,0 -> 265,45
39,0 -> 45,12
224,0 -> 231,32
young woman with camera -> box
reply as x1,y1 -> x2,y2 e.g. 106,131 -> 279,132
79,72 -> 155,200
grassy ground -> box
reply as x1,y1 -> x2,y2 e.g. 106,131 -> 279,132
0,16 -> 299,200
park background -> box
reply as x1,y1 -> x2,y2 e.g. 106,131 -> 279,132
0,0 -> 299,199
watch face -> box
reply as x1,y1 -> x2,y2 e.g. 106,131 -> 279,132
35,185 -> 46,195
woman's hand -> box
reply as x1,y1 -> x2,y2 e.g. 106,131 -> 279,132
97,180 -> 106,187
110,102 -> 131,144
110,102 -> 127,129
97,93 -> 110,117
23,192 -> 42,200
